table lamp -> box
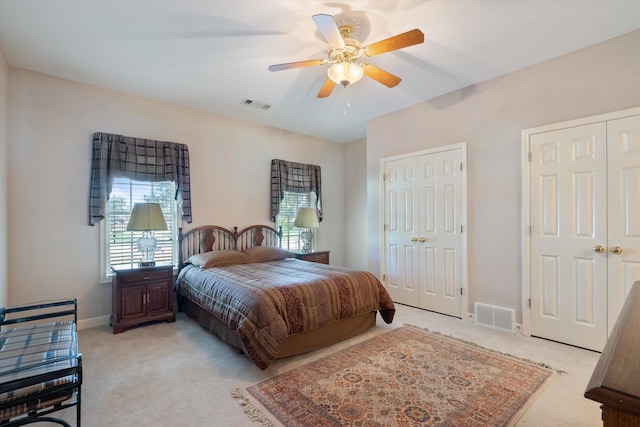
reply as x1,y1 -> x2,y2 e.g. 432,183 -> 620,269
126,202 -> 167,266
294,207 -> 319,253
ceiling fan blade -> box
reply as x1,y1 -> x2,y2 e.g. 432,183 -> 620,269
363,29 -> 424,57
317,78 -> 337,98
268,59 -> 326,72
312,14 -> 345,49
362,64 -> 402,88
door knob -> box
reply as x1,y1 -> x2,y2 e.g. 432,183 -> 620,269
610,246 -> 623,255
411,237 -> 418,242
419,237 -> 427,243
593,245 -> 605,253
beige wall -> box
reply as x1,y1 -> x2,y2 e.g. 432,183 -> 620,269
7,69 -> 345,322
0,48 -> 7,307
343,138 -> 367,271
365,30 -> 640,322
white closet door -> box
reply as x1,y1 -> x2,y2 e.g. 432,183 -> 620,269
384,156 -> 419,306
606,115 -> 640,332
416,149 -> 463,316
383,145 -> 466,318
529,123 -> 608,351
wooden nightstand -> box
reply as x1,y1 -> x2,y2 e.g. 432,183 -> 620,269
110,263 -> 175,334
294,251 -> 330,265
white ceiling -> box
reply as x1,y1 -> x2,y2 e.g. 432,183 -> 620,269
1,1 -> 639,143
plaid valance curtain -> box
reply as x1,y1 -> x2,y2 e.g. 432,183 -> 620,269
88,132 -> 192,225
270,159 -> 322,222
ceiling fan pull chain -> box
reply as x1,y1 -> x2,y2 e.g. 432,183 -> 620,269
343,86 -> 351,115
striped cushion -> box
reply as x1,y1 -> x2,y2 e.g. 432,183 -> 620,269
0,321 -> 78,419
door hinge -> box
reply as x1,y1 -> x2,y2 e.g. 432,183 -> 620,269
528,152 -> 532,162
382,274 -> 386,282
460,162 -> 463,171
528,298 -> 531,308
460,225 -> 463,233
460,287 -> 463,296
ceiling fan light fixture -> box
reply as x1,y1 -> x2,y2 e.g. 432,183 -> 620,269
327,61 -> 364,87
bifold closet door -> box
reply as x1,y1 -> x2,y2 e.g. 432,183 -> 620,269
530,123 -> 608,351
415,150 -> 463,317
384,156 -> 419,306
383,148 -> 464,318
606,115 -> 640,333
529,114 -> 640,351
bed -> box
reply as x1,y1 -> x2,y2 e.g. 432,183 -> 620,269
175,224 -> 395,369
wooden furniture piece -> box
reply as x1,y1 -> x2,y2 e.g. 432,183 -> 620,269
585,281 -> 640,426
0,299 -> 82,426
111,263 -> 175,334
294,250 -> 330,264
176,225 -> 395,369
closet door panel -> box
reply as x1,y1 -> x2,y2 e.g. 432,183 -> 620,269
418,149 -> 463,316
607,115 -> 640,331
530,123 -> 608,351
384,157 -> 419,305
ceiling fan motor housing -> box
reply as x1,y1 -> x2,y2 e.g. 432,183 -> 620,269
327,36 -> 365,86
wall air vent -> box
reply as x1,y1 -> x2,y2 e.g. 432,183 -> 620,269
474,303 -> 515,332
241,99 -> 272,110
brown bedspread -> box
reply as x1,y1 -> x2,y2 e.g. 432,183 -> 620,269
176,258 -> 395,369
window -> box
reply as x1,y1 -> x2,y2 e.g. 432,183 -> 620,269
101,177 -> 179,279
277,191 -> 317,252
89,132 -> 192,226
270,159 -> 323,251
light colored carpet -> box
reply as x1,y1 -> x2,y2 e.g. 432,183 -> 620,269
54,303 -> 602,426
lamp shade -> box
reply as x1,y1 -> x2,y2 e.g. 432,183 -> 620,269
294,207 -> 319,229
126,203 -> 167,231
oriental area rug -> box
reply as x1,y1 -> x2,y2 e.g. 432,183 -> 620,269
233,325 -> 556,427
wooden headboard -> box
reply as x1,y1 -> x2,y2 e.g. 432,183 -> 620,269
178,224 -> 282,267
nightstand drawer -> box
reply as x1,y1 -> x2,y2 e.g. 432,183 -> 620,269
119,269 -> 171,285
303,253 -> 329,264
294,251 -> 330,264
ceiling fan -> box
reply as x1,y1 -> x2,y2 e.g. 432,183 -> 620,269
268,14 -> 424,98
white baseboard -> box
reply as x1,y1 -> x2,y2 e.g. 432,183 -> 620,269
78,315 -> 110,330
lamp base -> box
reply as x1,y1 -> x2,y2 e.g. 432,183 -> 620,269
136,231 -> 158,268
138,261 -> 156,267
300,229 -> 313,253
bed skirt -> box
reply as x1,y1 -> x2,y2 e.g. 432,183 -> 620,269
181,297 -> 377,359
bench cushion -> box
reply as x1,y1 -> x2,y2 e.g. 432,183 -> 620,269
0,321 -> 78,419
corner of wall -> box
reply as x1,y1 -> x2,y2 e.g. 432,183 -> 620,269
343,138 -> 368,271
0,49 -> 8,307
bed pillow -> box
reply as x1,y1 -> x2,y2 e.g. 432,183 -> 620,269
185,249 -> 250,269
243,246 -> 294,263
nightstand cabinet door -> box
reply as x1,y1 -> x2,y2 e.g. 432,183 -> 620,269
121,285 -> 146,319
111,264 -> 175,334
147,282 -> 170,315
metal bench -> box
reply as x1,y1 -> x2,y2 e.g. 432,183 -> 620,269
0,299 -> 82,426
